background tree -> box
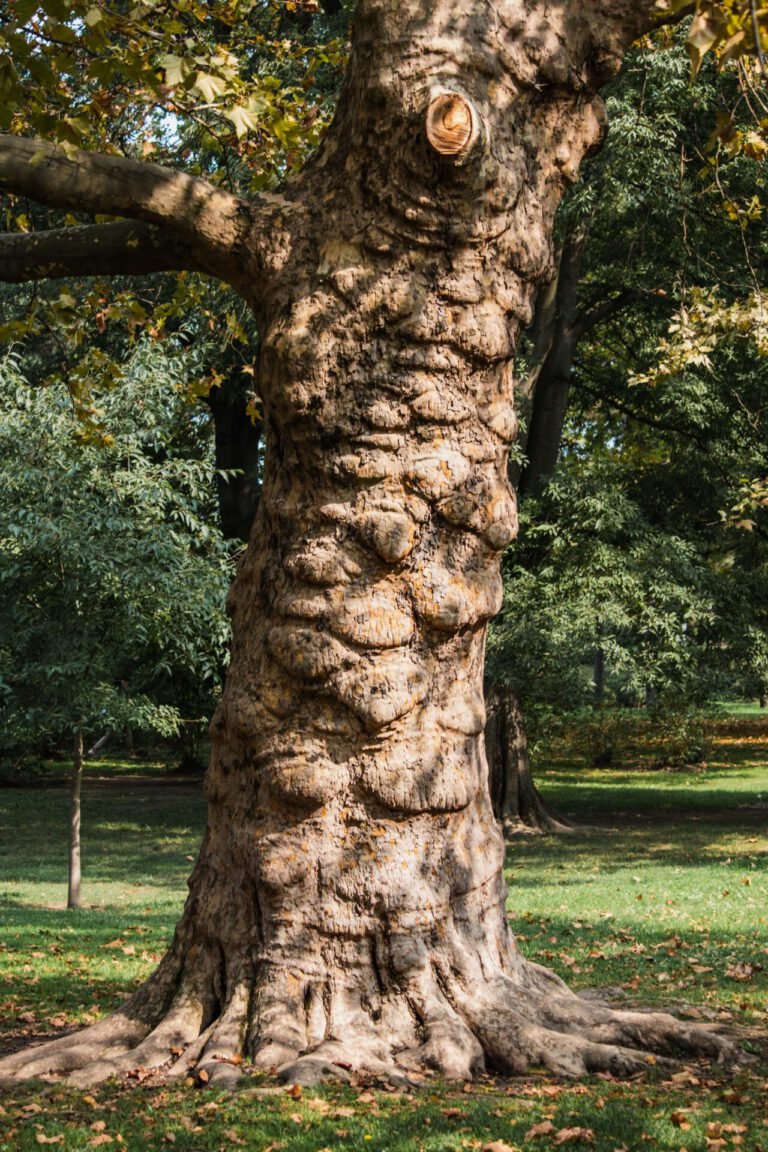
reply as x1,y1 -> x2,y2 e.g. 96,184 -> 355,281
486,24 -> 768,823
0,339 -> 234,906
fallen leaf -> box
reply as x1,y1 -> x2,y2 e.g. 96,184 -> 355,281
670,1112 -> 691,1131
91,1121 -> 107,1133
526,1121 -> 556,1139
306,1099 -> 331,1114
484,1142 -> 516,1152
35,1138 -> 64,1147
725,963 -> 755,982
670,1071 -> 700,1086
89,1137 -> 113,1148
555,1128 -> 595,1145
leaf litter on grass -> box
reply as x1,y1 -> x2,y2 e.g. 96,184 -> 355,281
2,737 -> 768,1150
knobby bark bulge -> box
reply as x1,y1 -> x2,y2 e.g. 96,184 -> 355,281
0,0 -> 734,1087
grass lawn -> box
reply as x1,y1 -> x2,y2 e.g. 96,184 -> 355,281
1,730 -> 767,1151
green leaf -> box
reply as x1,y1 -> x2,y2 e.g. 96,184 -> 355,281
190,71 -> 229,102
225,104 -> 261,137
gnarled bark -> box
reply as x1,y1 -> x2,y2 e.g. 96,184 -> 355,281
0,0 -> 735,1088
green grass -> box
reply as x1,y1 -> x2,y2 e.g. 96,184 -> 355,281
0,773 -> 205,1025
718,700 -> 768,718
1,727 -> 767,1151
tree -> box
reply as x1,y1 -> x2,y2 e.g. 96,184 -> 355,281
0,339 -> 234,905
487,25 -> 768,800
0,0 -> 749,1088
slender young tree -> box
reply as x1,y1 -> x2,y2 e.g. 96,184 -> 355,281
0,0 -> 742,1088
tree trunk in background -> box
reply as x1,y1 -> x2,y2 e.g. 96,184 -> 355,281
67,729 -> 83,910
517,231 -> 586,497
0,0 -> 730,1089
486,689 -> 571,835
207,374 -> 263,541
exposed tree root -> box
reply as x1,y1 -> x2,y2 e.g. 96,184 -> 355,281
0,949 -> 738,1091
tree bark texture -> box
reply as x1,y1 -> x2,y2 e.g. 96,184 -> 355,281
0,0 -> 732,1087
486,689 -> 571,835
67,729 -> 83,911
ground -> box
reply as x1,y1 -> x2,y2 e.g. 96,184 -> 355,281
0,715 -> 767,1150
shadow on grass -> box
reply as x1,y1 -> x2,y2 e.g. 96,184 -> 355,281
0,781 -> 206,888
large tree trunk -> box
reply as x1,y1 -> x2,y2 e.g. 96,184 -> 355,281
0,0 -> 731,1088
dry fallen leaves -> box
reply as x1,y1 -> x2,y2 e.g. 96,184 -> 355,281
670,1111 -> 692,1131
725,962 -> 758,981
526,1121 -> 556,1139
554,1128 -> 595,1146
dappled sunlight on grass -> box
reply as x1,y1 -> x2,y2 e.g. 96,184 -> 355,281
506,739 -> 768,1020
1,729 -> 767,1150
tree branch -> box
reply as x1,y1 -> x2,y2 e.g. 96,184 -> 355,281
571,288 -> 638,342
0,221 -> 206,283
0,135 -> 258,290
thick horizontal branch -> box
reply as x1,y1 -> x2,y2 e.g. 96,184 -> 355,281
0,135 -> 260,291
0,221 -> 206,283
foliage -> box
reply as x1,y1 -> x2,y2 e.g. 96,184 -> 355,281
0,0 -> 350,189
0,338 -> 234,758
488,455 -> 727,761
490,28 -> 768,759
659,0 -> 768,75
